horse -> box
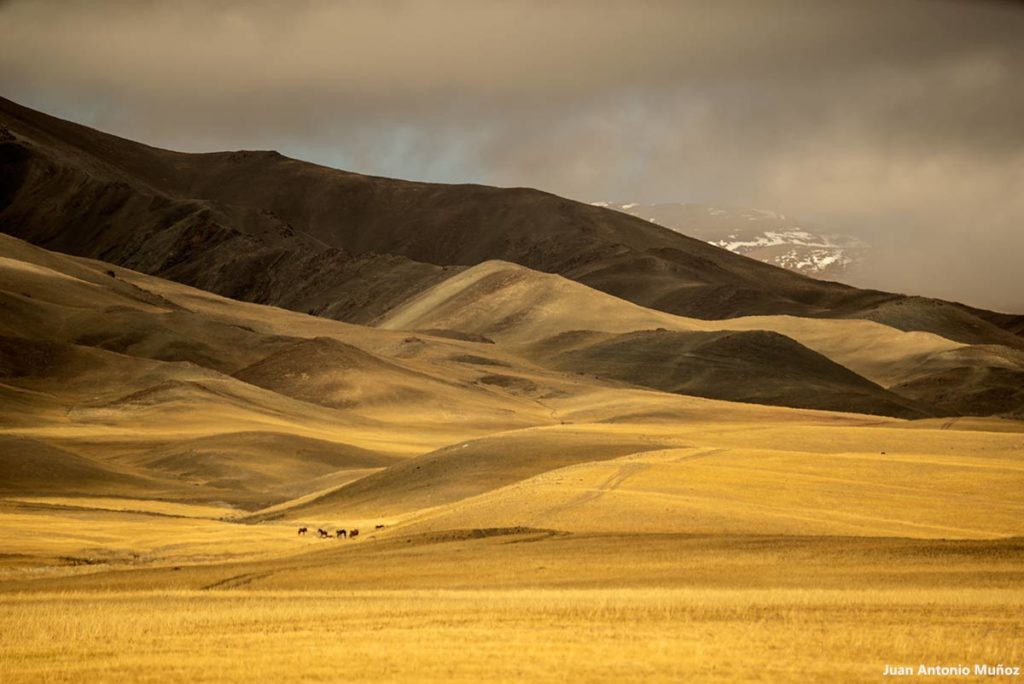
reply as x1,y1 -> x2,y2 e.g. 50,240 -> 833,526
297,527 -> 308,536
375,524 -> 385,530
336,529 -> 347,539
317,528 -> 330,538
349,529 -> 359,539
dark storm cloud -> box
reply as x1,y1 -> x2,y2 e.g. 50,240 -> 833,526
1,0 -> 1022,310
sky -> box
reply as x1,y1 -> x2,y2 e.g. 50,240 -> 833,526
1,0 -> 1022,311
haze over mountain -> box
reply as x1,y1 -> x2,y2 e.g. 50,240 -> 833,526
594,202 -> 868,281
3,0 -> 1021,313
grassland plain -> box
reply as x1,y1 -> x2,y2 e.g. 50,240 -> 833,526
1,587 -> 1021,684
1,498 -> 1023,683
1,410 -> 1023,682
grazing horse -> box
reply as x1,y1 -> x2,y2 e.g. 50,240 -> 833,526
336,529 -> 347,539
317,528 -> 330,538
375,524 -> 385,530
349,529 -> 359,539
297,527 -> 308,536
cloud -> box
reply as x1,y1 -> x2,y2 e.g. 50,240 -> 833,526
1,0 -> 1022,310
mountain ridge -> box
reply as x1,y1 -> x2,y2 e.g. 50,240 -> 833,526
3,96 -> 1021,348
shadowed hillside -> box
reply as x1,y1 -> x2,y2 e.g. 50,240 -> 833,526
545,329 -> 929,418
0,435 -> 156,497
267,427 -> 685,521
0,100 -> 453,325
889,345 -> 1024,418
379,261 -> 1024,417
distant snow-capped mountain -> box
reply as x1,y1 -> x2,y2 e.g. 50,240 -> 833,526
593,202 -> 867,280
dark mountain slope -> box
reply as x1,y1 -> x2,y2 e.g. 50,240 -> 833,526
541,329 -> 930,418
888,345 -> 1024,418
1,96 -> 1019,345
851,297 -> 1024,350
260,429 -> 678,520
0,435 -> 156,496
0,99 -> 452,324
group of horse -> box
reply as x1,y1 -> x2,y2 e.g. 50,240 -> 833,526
297,524 -> 385,539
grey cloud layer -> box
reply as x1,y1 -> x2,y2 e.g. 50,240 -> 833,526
1,0 -> 1022,310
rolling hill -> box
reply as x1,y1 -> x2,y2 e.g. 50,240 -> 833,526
0,234 -> 593,507
378,260 -> 1024,417
544,329 -> 928,417
3,231 -> 982,518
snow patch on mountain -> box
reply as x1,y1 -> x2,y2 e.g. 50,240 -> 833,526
592,201 -> 868,279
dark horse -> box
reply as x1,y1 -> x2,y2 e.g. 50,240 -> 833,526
336,529 -> 347,539
297,527 -> 308,536
349,529 -> 359,539
317,528 -> 330,538
375,524 -> 385,530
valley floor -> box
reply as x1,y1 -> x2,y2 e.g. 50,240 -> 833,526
1,411 -> 1022,682
1,521 -> 1022,683
2,413 -> 1024,682
2,584 -> 1021,684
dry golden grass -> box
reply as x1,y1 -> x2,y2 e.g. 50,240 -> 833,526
4,497 -> 234,519
1,588 -> 1020,683
408,443 -> 1024,538
1,417 -> 1021,682
0,504 -> 300,575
